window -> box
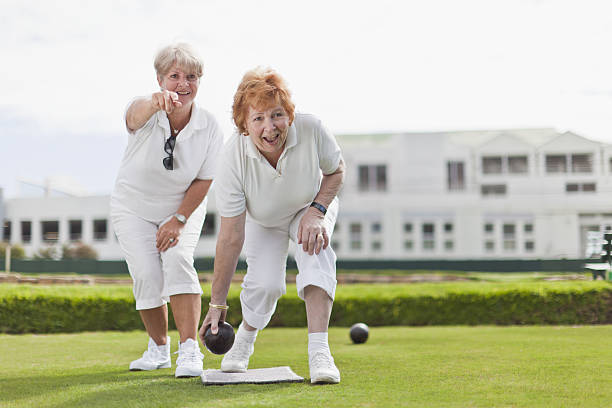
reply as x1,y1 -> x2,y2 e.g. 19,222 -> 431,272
525,241 -> 535,252
331,240 -> 340,251
447,161 -> 465,190
201,213 -> 216,237
508,156 -> 528,174
349,223 -> 362,251
2,220 -> 10,242
484,223 -> 494,233
524,223 -> 533,233
546,153 -> 593,174
444,240 -> 454,251
566,183 -> 596,193
404,240 -> 413,250
503,223 -> 516,252
481,184 -> 507,196
503,224 -> 516,238
69,220 -> 82,241
21,221 -> 31,243
358,165 -> 387,192
485,241 -> 495,252
371,222 -> 382,233
93,219 -> 107,241
444,223 -> 453,233
503,240 -> 516,251
482,156 -> 502,174
422,223 -> 435,251
571,154 -> 592,173
403,223 -> 413,233
371,241 -> 382,251
545,155 -> 567,173
41,221 -> 59,243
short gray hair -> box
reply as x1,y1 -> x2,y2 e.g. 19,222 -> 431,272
154,43 -> 204,78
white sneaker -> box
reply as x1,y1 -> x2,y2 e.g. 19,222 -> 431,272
220,336 -> 254,373
309,351 -> 340,384
175,338 -> 204,378
129,336 -> 171,371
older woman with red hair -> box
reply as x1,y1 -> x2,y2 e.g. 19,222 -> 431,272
199,67 -> 345,384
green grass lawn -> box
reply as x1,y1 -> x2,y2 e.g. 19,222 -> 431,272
2,326 -> 612,407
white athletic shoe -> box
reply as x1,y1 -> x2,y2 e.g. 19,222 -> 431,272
175,338 -> 204,378
129,336 -> 171,371
221,336 -> 254,373
309,351 -> 340,384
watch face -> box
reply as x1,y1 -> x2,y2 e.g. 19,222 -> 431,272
175,214 -> 187,223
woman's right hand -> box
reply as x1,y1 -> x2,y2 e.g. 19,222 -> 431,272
151,89 -> 182,114
199,306 -> 227,343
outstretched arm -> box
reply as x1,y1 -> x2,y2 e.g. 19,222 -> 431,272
199,212 -> 246,338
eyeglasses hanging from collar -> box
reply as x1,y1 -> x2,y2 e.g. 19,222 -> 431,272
163,132 -> 177,170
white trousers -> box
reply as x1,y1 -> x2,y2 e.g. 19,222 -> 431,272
240,198 -> 339,329
111,203 -> 206,310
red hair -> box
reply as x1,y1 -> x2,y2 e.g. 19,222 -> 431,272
232,67 -> 295,135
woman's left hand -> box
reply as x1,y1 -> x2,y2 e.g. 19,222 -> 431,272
156,218 -> 183,252
297,208 -> 329,255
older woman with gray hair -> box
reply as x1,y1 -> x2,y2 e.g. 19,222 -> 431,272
111,43 -> 222,378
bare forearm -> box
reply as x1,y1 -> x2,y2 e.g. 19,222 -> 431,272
177,179 -> 212,219
210,214 -> 246,304
126,97 -> 160,132
313,158 -> 345,207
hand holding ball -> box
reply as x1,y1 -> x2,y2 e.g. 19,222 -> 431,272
349,323 -> 369,344
203,321 -> 235,354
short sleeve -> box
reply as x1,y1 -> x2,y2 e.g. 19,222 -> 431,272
196,118 -> 224,180
124,97 -> 156,136
214,135 -> 247,217
316,121 -> 343,175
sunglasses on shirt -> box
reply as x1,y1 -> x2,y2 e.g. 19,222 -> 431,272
163,133 -> 176,170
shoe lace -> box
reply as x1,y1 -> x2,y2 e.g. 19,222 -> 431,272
226,339 -> 252,361
175,346 -> 204,364
310,352 -> 335,369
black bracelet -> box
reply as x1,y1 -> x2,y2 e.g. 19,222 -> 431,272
310,201 -> 327,215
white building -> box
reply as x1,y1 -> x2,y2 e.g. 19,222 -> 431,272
3,128 -> 611,260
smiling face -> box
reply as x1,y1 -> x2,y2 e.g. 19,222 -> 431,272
157,63 -> 199,107
245,104 -> 290,162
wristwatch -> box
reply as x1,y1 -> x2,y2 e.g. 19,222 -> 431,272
174,213 -> 187,224
310,201 -> 327,215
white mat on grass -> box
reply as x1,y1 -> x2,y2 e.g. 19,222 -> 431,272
201,366 -> 304,385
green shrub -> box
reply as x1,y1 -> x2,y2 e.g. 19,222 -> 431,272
0,243 -> 26,259
1,283 -> 612,333
62,242 -> 98,260
32,246 -> 59,260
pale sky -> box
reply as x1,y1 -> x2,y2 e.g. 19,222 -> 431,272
3,0 -> 612,198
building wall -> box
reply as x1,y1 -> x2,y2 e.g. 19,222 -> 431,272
3,129 -> 612,261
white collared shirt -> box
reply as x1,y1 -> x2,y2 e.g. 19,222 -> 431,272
111,101 -> 223,222
215,113 -> 342,228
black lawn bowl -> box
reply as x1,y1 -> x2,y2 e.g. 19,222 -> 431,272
204,321 -> 235,355
349,323 -> 369,344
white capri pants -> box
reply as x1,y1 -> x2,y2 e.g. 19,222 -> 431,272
240,198 -> 339,330
111,204 -> 206,310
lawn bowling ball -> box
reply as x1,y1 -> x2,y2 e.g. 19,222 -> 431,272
350,323 -> 369,344
204,321 -> 235,354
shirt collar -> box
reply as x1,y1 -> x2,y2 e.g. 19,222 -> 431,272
157,102 -> 208,140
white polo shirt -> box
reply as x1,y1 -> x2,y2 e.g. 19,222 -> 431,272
111,102 -> 223,222
215,113 -> 342,228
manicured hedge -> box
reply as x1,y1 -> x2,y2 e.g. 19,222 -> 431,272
1,282 -> 612,333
